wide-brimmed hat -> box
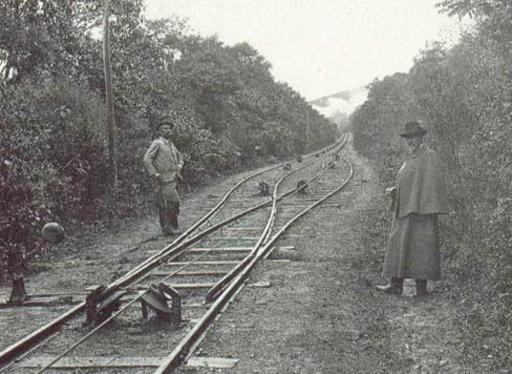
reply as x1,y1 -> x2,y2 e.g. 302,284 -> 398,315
156,118 -> 176,131
400,121 -> 427,138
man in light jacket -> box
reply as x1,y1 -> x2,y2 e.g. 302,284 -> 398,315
143,119 -> 184,235
377,121 -> 448,297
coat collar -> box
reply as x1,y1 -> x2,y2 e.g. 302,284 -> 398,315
157,136 -> 171,145
411,143 -> 427,158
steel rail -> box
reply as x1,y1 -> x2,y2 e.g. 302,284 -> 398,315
114,135 -> 349,291
27,151 -> 333,373
105,138 -> 349,291
118,159 -> 317,290
204,134 -> 349,301
155,156 -> 354,373
0,162 -> 285,369
110,140 -> 345,289
112,162 -> 284,288
35,242 -> 235,374
204,148 -> 334,302
0,136 -> 347,369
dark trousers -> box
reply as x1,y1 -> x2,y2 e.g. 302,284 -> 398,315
155,181 -> 180,235
158,204 -> 179,234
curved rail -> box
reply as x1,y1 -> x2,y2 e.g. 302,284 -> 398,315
204,144 -> 337,301
0,135 -> 348,370
0,162 -> 282,369
155,157 -> 354,373
34,153 -> 323,373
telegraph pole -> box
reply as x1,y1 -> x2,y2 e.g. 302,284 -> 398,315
103,0 -> 118,222
305,108 -> 310,153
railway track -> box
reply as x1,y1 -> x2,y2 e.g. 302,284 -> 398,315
0,134 -> 353,373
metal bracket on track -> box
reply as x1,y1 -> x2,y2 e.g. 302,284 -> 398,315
257,181 -> 271,196
140,283 -> 181,325
297,180 -> 308,194
85,285 -> 127,326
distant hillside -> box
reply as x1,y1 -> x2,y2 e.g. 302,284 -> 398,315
309,85 -> 368,130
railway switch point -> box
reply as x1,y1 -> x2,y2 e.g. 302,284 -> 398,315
140,283 -> 181,325
297,180 -> 308,194
85,285 -> 127,326
257,181 -> 271,196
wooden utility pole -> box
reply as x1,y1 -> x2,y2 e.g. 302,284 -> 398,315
103,0 -> 118,221
305,108 -> 310,153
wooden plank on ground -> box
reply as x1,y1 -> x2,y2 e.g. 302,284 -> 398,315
20,356 -> 163,368
210,237 -> 259,240
186,356 -> 239,369
280,203 -> 341,208
188,247 -> 253,253
225,227 -> 260,230
166,261 -> 240,266
148,270 -> 228,277
167,283 -> 216,289
187,246 -> 294,253
0,296 -> 79,309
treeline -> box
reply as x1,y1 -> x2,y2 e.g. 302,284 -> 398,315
0,1 -> 337,265
351,0 -> 512,369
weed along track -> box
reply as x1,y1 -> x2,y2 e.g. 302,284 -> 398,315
0,135 -> 352,374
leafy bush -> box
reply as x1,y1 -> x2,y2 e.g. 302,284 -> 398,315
350,3 -> 512,366
0,1 -> 338,280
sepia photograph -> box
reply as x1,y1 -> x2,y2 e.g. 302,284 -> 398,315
0,0 -> 509,373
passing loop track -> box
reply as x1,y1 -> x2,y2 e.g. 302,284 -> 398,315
0,134 -> 352,373
155,156 -> 354,374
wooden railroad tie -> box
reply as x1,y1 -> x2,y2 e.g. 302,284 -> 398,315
20,356 -> 238,369
186,245 -> 294,253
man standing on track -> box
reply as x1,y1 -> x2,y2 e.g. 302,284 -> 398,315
143,119 -> 184,236
377,121 -> 448,297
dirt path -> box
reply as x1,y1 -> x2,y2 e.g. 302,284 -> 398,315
177,141 -> 468,374
0,139 -> 470,373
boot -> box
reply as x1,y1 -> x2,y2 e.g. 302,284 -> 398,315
164,225 -> 180,236
160,209 -> 179,236
376,277 -> 403,295
415,279 -> 428,297
169,208 -> 181,235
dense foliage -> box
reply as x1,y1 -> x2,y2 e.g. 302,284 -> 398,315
351,1 -> 512,368
0,0 -> 337,276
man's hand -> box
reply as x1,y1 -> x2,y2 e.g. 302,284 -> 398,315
176,170 -> 184,182
385,186 -> 396,196
152,173 -> 161,183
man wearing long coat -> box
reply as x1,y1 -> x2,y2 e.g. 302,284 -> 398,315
377,121 -> 448,297
144,120 -> 184,235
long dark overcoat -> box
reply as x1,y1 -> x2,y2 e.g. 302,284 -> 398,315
383,144 -> 448,280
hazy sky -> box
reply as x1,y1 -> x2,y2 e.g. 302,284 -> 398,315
144,0 -> 467,100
